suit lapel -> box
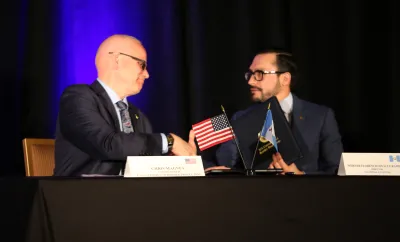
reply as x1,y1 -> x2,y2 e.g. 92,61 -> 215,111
291,95 -> 307,134
290,94 -> 311,164
90,81 -> 120,130
128,104 -> 140,132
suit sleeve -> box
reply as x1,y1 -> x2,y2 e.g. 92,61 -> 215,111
310,108 -> 343,175
138,111 -> 168,154
59,86 -> 163,160
139,111 -> 153,133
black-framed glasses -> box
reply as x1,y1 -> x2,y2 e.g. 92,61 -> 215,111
245,70 -> 286,81
109,52 -> 147,70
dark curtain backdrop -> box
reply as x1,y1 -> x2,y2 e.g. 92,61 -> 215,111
1,0 -> 399,176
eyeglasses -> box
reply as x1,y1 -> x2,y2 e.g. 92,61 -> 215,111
109,52 -> 147,70
245,70 -> 286,81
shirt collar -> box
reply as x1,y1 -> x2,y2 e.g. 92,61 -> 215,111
97,78 -> 128,105
279,92 -> 293,115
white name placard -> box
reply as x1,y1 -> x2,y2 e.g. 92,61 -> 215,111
124,156 -> 205,178
338,153 -> 400,176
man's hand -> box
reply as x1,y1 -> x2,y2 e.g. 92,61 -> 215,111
170,130 -> 197,156
268,152 -> 305,175
204,166 -> 231,172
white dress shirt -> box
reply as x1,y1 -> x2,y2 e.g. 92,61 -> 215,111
279,92 -> 293,123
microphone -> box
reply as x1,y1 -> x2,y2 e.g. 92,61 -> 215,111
220,105 -> 248,171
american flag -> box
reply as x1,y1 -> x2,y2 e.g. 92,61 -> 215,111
185,158 -> 196,164
192,114 -> 234,151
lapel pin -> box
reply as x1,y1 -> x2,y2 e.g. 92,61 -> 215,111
135,114 -> 139,120
299,116 -> 304,120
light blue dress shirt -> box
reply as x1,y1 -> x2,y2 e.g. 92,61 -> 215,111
280,92 -> 293,123
97,79 -> 168,154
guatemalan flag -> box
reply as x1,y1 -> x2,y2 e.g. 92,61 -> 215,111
259,107 -> 278,152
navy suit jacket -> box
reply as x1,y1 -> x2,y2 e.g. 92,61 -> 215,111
54,80 -> 163,176
212,95 -> 343,175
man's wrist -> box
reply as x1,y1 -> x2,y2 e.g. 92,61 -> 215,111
166,133 -> 174,153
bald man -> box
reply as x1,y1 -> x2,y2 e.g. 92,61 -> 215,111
54,34 -> 196,176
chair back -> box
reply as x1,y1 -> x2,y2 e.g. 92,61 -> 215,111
22,138 -> 55,176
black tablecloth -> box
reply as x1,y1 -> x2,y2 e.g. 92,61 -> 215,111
1,176 -> 399,242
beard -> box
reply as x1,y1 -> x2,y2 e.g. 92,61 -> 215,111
250,81 -> 281,102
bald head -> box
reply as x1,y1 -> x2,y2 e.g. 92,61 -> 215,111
94,34 -> 149,99
95,34 -> 143,71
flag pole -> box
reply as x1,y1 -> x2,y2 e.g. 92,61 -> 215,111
220,105 -> 248,170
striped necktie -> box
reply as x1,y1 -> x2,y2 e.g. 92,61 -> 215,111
116,101 -> 134,133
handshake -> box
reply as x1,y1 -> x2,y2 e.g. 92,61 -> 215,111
168,130 -> 197,156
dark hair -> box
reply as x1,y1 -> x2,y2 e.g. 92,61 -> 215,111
257,48 -> 298,87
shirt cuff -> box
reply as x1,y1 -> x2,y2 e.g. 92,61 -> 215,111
160,133 -> 168,154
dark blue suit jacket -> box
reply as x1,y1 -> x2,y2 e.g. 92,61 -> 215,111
211,94 -> 343,175
54,80 -> 163,176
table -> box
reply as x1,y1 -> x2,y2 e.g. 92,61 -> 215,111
1,176 -> 399,242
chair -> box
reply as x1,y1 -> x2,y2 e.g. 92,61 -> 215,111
22,138 -> 55,176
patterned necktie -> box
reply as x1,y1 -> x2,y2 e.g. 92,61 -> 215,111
116,101 -> 134,133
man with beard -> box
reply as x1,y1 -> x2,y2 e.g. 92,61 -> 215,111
54,34 -> 196,176
206,50 -> 343,175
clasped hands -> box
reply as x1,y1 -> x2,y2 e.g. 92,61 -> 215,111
205,152 -> 305,175
268,152 -> 305,175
